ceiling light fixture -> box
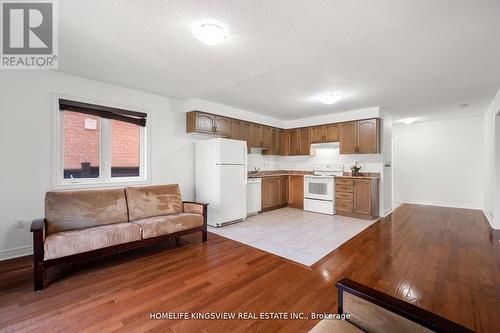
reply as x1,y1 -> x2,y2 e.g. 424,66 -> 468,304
318,92 -> 343,105
192,23 -> 227,45
400,118 -> 418,125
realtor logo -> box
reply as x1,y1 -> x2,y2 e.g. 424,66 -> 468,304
1,0 -> 58,69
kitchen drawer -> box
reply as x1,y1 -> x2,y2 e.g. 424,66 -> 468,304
336,191 -> 353,200
336,199 -> 353,213
336,178 -> 354,186
336,185 -> 354,193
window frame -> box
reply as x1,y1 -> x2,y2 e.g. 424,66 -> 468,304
52,93 -> 151,189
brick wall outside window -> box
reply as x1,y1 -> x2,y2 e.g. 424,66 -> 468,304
63,111 -> 140,170
111,119 -> 140,167
63,111 -> 100,169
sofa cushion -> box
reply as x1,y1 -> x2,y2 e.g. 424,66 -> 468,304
126,184 -> 183,221
45,188 -> 128,235
44,223 -> 141,260
132,213 -> 204,239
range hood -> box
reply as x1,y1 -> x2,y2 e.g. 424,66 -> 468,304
310,142 -> 340,150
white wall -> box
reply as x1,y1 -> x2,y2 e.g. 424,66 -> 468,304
393,116 -> 484,209
183,98 -> 285,128
496,116 -> 500,229
482,88 -> 500,229
0,71 -> 198,259
284,107 -> 380,128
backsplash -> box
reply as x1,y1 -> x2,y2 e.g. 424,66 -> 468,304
247,147 -> 383,174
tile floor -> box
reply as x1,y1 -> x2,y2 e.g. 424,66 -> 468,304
209,207 -> 378,266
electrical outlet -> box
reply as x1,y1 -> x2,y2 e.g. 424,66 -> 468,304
15,219 -> 25,229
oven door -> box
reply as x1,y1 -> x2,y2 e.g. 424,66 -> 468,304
304,177 -> 334,201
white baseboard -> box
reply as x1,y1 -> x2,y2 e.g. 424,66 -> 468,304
0,246 -> 33,261
395,199 -> 482,210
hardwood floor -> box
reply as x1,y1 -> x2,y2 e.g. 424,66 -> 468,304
0,204 -> 498,332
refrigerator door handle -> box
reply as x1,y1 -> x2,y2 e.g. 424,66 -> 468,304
244,143 -> 248,186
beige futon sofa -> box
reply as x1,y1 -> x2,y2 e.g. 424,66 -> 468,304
31,184 -> 207,291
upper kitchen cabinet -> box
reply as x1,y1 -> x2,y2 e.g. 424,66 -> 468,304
300,127 -> 311,155
275,129 -> 284,155
230,119 -> 243,140
186,111 -> 215,134
311,126 -> 324,143
187,111 -> 378,155
249,123 -> 263,148
324,123 -> 340,142
339,119 -> 380,154
287,129 -> 301,155
339,122 -> 357,154
186,111 -> 232,137
284,128 -> 310,156
357,119 -> 380,153
241,122 -> 250,151
262,126 -> 273,149
311,124 -> 339,143
263,127 -> 277,155
214,116 -> 232,137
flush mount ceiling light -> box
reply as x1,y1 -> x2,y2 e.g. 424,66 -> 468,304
400,118 -> 418,125
192,23 -> 227,45
318,92 -> 343,105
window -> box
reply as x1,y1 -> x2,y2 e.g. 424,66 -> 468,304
55,98 -> 149,187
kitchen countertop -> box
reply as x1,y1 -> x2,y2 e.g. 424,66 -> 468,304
248,171 -> 380,179
248,170 -> 312,178
336,172 -> 380,179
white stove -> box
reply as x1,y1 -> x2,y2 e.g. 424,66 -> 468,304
304,164 -> 344,215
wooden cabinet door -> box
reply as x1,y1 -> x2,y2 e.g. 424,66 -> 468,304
279,177 -> 288,205
261,178 -> 274,210
311,126 -> 325,143
231,120 -> 242,140
288,129 -> 300,155
249,124 -> 263,148
324,123 -> 340,142
340,122 -> 357,154
300,127 -> 311,155
262,126 -> 273,149
288,175 -> 304,209
195,113 -> 215,133
215,116 -> 232,137
264,128 -> 278,155
357,119 -> 379,153
275,129 -> 283,155
353,179 -> 371,215
282,130 -> 290,155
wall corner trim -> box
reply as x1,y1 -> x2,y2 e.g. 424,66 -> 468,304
483,210 -> 495,229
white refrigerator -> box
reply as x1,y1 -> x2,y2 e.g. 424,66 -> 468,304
195,138 -> 247,227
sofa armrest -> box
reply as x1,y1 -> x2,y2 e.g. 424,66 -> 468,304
31,218 -> 45,233
182,201 -> 209,206
31,218 -> 46,247
183,201 -> 208,215
31,219 -> 46,291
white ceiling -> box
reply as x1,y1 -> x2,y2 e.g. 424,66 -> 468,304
58,0 -> 500,120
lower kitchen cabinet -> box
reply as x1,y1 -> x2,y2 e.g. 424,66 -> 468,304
261,176 -> 288,211
335,177 -> 379,219
287,175 -> 304,209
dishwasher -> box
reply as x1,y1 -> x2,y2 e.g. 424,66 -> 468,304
246,178 -> 262,216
